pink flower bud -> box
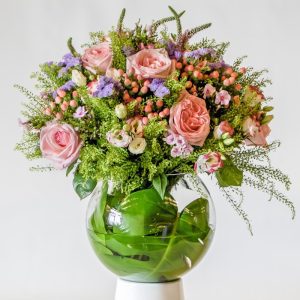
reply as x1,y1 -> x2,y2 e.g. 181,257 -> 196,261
72,91 -> 78,98
44,108 -> 52,116
55,96 -> 62,104
57,89 -> 66,98
70,100 -> 78,108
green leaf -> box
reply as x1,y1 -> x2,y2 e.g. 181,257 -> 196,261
112,187 -> 177,236
72,173 -> 97,200
152,174 -> 168,199
66,161 -> 77,177
92,181 -> 108,234
177,198 -> 211,241
216,159 -> 243,187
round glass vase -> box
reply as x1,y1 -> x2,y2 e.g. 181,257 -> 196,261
86,173 -> 215,283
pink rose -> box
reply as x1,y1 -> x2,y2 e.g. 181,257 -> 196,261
82,42 -> 112,74
126,48 -> 175,79
40,122 -> 82,170
243,117 -> 271,146
195,152 -> 224,174
169,90 -> 210,147
214,120 -> 234,139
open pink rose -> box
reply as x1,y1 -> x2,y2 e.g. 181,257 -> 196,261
169,90 -> 210,147
40,122 -> 82,169
82,42 -> 112,74
126,48 -> 175,79
243,117 -> 271,146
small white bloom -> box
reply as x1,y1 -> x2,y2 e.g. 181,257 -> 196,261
115,104 -> 127,119
106,130 -> 132,148
128,137 -> 147,154
72,70 -> 87,87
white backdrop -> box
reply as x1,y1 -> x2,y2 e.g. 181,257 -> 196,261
0,0 -> 300,299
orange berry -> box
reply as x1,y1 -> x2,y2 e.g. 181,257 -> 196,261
143,80 -> 151,87
70,100 -> 78,107
123,93 -> 131,101
223,79 -> 231,86
145,105 -> 152,113
229,77 -> 235,85
156,99 -> 164,108
197,72 -> 204,80
231,72 -> 238,78
181,72 -> 188,78
235,84 -> 242,91
55,96 -> 62,104
132,87 -> 139,93
221,75 -> 226,81
72,91 -> 78,98
159,111 -> 165,118
140,86 -> 148,94
131,81 -> 138,88
124,79 -> 131,86
136,96 -> 142,103
57,89 -> 66,98
186,65 -> 194,72
185,81 -> 193,89
225,67 -> 233,75
211,71 -> 219,79
142,117 -> 149,125
176,62 -> 183,69
193,70 -> 200,78
163,108 -> 170,116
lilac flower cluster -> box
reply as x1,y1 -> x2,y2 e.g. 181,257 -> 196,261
165,41 -> 182,60
164,130 -> 193,158
184,48 -> 216,59
93,76 -> 123,98
60,80 -> 76,91
149,79 -> 170,98
208,60 -> 230,70
58,53 -> 81,77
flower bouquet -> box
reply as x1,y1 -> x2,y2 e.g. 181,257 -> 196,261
16,6 -> 294,299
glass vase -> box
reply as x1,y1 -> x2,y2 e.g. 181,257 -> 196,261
86,173 -> 215,283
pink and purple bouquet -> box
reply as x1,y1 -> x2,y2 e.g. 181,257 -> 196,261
16,7 -> 294,231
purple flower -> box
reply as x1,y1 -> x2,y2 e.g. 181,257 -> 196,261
184,48 -> 216,59
174,51 -> 182,60
73,106 -> 87,119
58,53 -> 81,77
209,60 -> 230,70
60,80 -> 76,91
165,41 -> 183,60
149,79 -> 170,97
52,91 -> 58,99
93,76 -> 123,98
154,85 -> 170,97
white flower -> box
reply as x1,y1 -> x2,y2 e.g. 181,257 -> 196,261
128,137 -> 147,154
106,130 -> 132,148
115,104 -> 127,119
72,70 -> 87,87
